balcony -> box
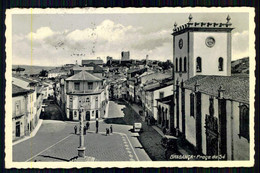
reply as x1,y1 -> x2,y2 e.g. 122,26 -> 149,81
67,89 -> 104,95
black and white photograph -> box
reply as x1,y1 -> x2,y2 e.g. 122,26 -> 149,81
5,8 -> 255,168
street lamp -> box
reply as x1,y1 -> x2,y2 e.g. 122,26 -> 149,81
77,105 -> 85,158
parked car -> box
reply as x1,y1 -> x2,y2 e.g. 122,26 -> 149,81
133,122 -> 142,133
161,135 -> 178,151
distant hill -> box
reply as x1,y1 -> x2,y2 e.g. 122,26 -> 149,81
12,65 -> 57,75
231,57 -> 249,74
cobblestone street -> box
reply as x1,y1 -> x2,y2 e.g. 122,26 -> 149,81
12,101 -> 150,162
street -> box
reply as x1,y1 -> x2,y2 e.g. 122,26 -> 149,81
12,101 -> 150,162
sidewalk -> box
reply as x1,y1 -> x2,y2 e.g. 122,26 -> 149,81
124,100 -> 145,121
126,100 -> 196,159
13,119 -> 43,146
125,100 -> 166,160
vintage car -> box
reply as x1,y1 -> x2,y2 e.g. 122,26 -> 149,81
133,122 -> 142,133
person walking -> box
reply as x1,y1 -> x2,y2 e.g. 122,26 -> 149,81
83,126 -> 87,135
110,125 -> 113,134
86,121 -> 90,130
106,128 -> 110,136
96,119 -> 99,133
74,125 -> 77,134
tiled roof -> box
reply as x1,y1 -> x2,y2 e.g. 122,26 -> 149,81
127,68 -> 142,73
12,84 -> 33,96
156,94 -> 174,105
183,75 -> 249,103
74,64 -> 104,73
12,74 -> 38,84
65,70 -> 102,81
144,80 -> 173,92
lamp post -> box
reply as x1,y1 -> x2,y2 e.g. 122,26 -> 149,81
77,105 -> 85,158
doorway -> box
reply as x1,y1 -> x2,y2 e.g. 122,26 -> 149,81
85,111 -> 90,121
205,114 -> 219,157
16,121 -> 20,137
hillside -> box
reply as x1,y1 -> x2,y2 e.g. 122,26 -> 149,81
231,57 -> 249,74
12,65 -> 57,75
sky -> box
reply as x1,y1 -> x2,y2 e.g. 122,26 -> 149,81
11,10 -> 250,66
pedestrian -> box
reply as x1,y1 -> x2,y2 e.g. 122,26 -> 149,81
163,127 -> 166,135
83,126 -> 87,135
106,128 -> 110,136
86,121 -> 90,130
74,125 -> 77,134
96,119 -> 99,133
110,125 -> 113,134
87,122 -> 89,130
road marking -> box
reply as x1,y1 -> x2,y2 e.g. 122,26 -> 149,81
25,134 -> 73,162
82,130 -> 140,161
114,132 -> 140,161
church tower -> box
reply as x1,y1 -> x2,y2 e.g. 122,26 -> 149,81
172,14 -> 234,84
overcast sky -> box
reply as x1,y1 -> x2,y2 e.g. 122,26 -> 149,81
12,11 -> 250,66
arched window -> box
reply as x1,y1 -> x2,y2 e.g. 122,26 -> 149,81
239,105 -> 249,141
175,58 -> 178,72
179,57 -> 182,72
184,57 -> 187,72
196,57 -> 202,72
218,57 -> 224,71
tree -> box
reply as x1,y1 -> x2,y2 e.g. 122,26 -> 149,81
39,69 -> 48,77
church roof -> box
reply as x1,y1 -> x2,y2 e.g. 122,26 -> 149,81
65,70 -> 102,82
183,75 -> 249,104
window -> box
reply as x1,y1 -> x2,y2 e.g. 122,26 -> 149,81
159,92 -> 164,99
74,82 -> 80,90
239,105 -> 249,141
196,57 -> 202,72
175,58 -> 178,72
179,57 -> 182,72
95,97 -> 98,102
190,93 -> 194,117
96,110 -> 99,118
218,57 -> 224,71
15,101 -> 21,116
184,57 -> 187,72
86,97 -> 90,103
74,111 -> 77,117
88,82 -> 93,90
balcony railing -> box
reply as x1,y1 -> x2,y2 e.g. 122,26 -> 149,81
67,89 -> 104,94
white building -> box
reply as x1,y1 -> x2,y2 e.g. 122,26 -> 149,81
12,84 -> 34,141
170,14 -> 250,160
12,75 -> 39,133
65,70 -> 108,121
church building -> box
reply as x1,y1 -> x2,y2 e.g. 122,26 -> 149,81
166,14 -> 250,160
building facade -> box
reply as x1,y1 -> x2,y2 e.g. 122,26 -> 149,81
121,51 -> 130,61
65,70 -> 108,121
12,84 -> 34,141
170,15 -> 250,160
